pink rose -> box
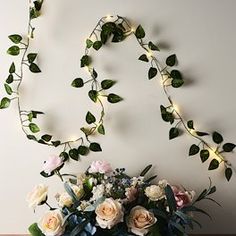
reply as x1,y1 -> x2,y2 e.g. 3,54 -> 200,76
172,186 -> 195,209
43,155 -> 63,174
88,160 -> 112,174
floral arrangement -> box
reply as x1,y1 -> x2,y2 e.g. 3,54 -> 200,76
27,159 -> 218,236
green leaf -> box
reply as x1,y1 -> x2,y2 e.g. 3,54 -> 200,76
212,131 -> 223,144
8,34 -> 22,44
86,38 -> 93,48
160,105 -> 174,124
0,97 -> 11,109
78,145 -> 89,156
140,164 -> 152,176
27,135 -> 37,141
200,149 -> 209,163
98,124 -> 105,135
80,55 -> 91,67
6,74 -> 14,84
32,110 -> 44,118
187,120 -> 194,129
60,152 -> 69,162
169,127 -> 179,140
148,41 -> 160,51
112,27 -> 125,43
92,69 -> 98,79
34,0 -> 44,11
52,140 -> 61,147
222,143 -> 236,152
138,54 -> 149,62
29,123 -> 40,133
208,159 -> 220,170
88,90 -> 98,102
171,70 -> 184,88
69,148 -> 79,161
93,41 -> 102,50
86,111 -> 96,124
71,78 -> 84,88
40,170 -> 54,178
196,131 -> 209,136
107,93 -> 123,103
30,8 -> 40,19
29,63 -> 41,73
225,168 -> 233,181
9,62 -> 16,73
4,84 -> 13,95
148,67 -> 158,79
135,25 -> 145,39
41,134 -> 52,142
189,144 -> 200,156
7,46 -> 20,56
101,80 -> 116,90
28,223 -> 44,236
27,53 -> 38,63
165,185 -> 177,213
166,54 -> 176,67
89,142 -> 102,152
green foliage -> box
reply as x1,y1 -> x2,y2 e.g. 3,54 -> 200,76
88,90 -> 98,102
148,41 -> 159,51
225,168 -> 233,181
9,62 -> 16,73
89,142 -> 102,152
78,145 -> 89,156
28,223 -> 44,236
148,67 -> 158,79
165,185 -> 177,213
166,54 -> 176,67
195,131 -> 209,137
187,120 -> 194,129
4,84 -> 13,95
41,134 -> 52,142
69,148 -> 79,161
169,127 -> 179,140
6,74 -> 14,84
71,78 -> 84,88
189,144 -> 200,156
138,54 -> 149,62
200,149 -> 209,163
208,159 -> 219,170
86,111 -> 96,124
98,124 -> 105,135
101,80 -> 116,90
81,55 -> 91,67
170,70 -> 184,88
135,25 -> 145,39
212,131 -> 223,144
222,143 -> 236,152
93,41 -> 102,50
7,46 -> 20,56
29,123 -> 40,133
160,105 -> 174,124
107,93 -> 123,103
52,140 -> 61,147
9,34 -> 22,44
29,63 -> 41,73
86,39 -> 93,48
0,97 -> 11,109
140,164 -> 152,176
27,53 -> 38,63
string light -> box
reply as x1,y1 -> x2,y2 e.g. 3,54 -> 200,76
172,103 -> 179,113
106,15 -> 112,21
146,50 -> 153,58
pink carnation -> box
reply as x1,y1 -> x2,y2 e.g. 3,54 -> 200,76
43,155 -> 63,174
88,160 -> 112,174
172,186 -> 195,209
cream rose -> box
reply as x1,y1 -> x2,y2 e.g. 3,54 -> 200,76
127,206 -> 157,236
57,184 -> 84,208
95,198 -> 124,229
145,185 -> 165,201
27,184 -> 48,209
38,210 -> 65,236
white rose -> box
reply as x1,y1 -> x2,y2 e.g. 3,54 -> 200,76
127,206 -> 157,236
92,184 -> 105,201
38,210 -> 65,236
145,185 -> 165,201
57,184 -> 84,208
27,184 -> 48,209
95,198 -> 124,229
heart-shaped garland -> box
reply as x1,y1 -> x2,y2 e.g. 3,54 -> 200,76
1,0 -> 235,181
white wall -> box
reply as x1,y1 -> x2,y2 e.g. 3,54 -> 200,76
0,0 -> 236,234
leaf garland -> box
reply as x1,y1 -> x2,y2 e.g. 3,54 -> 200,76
0,4 -> 235,181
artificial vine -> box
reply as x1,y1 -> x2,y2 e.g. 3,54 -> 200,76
1,0 -> 235,181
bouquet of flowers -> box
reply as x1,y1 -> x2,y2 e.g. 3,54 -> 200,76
27,159 -> 218,236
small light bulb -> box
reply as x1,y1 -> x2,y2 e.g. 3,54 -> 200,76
69,136 -> 78,142
189,129 -> 195,135
85,66 -> 90,73
146,51 -> 153,58
106,15 -> 112,20
172,103 -> 179,113
131,27 -> 136,33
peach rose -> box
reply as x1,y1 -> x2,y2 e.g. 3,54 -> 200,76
38,210 -> 65,236
95,198 -> 124,229
127,206 -> 157,236
172,186 -> 195,209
